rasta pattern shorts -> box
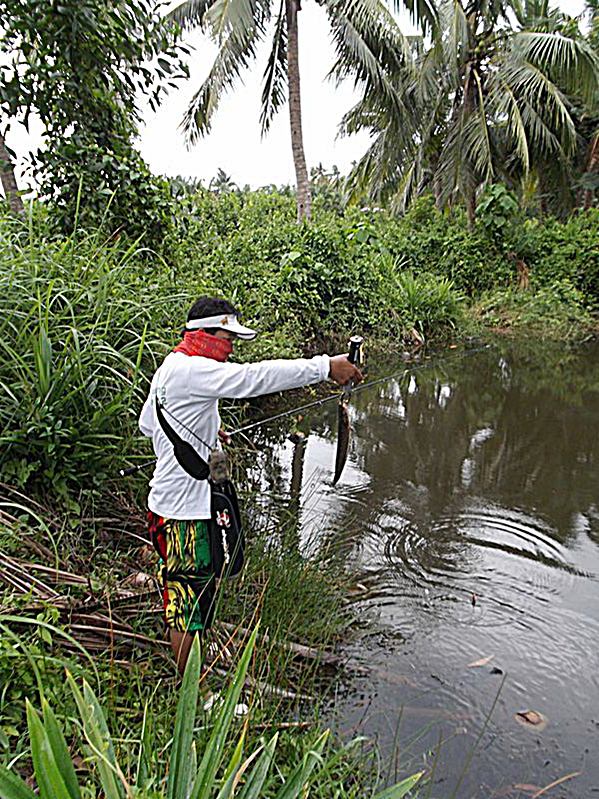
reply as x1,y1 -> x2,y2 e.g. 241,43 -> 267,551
148,512 -> 216,633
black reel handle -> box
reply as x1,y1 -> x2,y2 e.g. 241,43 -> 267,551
119,460 -> 155,477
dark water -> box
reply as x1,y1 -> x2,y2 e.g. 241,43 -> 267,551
247,341 -> 599,797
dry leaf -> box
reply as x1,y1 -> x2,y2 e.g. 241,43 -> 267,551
515,709 -> 548,731
467,655 -> 495,668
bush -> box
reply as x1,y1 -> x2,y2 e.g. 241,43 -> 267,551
474,279 -> 595,340
1,192 -> 597,502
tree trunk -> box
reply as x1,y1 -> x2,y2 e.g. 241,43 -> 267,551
285,0 -> 311,222
466,190 -> 476,227
583,132 -> 599,211
0,129 -> 24,215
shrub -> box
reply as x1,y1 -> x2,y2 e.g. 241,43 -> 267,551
474,279 -> 595,339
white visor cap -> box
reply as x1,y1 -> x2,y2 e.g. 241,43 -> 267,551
185,314 -> 257,340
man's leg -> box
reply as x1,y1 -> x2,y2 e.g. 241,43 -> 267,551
170,629 -> 195,676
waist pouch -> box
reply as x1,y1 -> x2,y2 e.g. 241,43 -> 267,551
210,479 -> 244,578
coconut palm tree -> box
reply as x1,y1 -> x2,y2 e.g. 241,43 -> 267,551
169,0 -> 437,221
343,0 -> 599,222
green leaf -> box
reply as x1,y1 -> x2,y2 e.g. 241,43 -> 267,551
189,626 -> 259,799
166,635 -> 202,799
41,699 -> 81,799
66,673 -> 124,799
373,771 -> 425,799
0,767 -> 37,799
214,728 -> 246,799
236,733 -> 278,799
26,701 -> 73,799
272,730 -> 330,799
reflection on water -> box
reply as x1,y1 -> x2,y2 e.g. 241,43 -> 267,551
249,340 -> 599,797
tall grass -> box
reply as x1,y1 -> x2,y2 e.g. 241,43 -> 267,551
0,630 -> 423,798
0,210 -> 186,501
0,206 -> 468,505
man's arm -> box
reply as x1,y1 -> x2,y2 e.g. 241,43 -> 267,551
187,354 -> 362,400
188,355 -> 331,399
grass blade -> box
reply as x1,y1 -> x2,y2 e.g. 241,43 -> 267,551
0,767 -> 37,799
167,635 -> 202,799
41,698 -> 81,799
26,700 -> 73,799
190,625 -> 259,799
373,771 -> 425,798
236,733 -> 279,799
272,729 -> 329,799
66,673 -> 124,799
214,728 -> 247,799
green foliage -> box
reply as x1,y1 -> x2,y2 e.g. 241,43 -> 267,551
509,209 -> 599,298
0,0 -> 186,242
477,185 -> 520,238
391,270 -> 465,339
1,195 -> 597,501
0,632 -> 423,799
345,0 -> 599,216
474,279 -> 595,339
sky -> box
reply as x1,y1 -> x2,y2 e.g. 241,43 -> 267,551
4,0 -> 589,193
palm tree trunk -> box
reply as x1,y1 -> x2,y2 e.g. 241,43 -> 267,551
285,0 -> 311,222
0,129 -> 24,215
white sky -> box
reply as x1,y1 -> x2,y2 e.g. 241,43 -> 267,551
4,0 -> 589,192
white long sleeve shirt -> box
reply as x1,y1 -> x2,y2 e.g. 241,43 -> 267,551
139,351 -> 331,519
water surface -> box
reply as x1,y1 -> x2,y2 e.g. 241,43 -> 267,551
249,341 -> 599,797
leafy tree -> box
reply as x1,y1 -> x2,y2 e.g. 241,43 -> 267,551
344,0 -> 599,222
169,0 -> 437,222
0,0 -> 188,240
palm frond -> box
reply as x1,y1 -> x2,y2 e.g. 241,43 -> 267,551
205,0 -> 270,43
180,4 -> 267,144
499,58 -> 577,154
167,0 -> 213,29
441,0 -> 470,85
325,0 -> 416,106
393,0 -> 438,35
512,31 -> 599,106
260,0 -> 287,135
471,69 -> 494,182
489,75 -> 531,172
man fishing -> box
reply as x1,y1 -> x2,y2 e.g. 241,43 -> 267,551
139,296 -> 363,675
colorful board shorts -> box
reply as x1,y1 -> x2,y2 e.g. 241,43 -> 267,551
148,512 -> 216,633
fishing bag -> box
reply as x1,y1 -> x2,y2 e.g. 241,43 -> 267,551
209,478 -> 244,578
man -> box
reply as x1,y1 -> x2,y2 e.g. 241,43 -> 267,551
139,296 -> 363,675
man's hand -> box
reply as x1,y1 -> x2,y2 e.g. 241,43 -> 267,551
329,354 -> 364,386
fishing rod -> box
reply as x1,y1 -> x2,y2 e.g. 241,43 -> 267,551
119,343 -> 491,477
228,342 -> 491,436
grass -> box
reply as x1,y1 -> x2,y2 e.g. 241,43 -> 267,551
0,629 -> 424,798
0,479 -> 422,797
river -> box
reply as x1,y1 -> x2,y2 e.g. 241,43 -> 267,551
246,340 -> 599,798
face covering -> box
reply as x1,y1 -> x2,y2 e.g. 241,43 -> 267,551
173,329 -> 233,361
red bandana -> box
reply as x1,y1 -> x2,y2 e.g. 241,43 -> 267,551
173,330 -> 233,361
